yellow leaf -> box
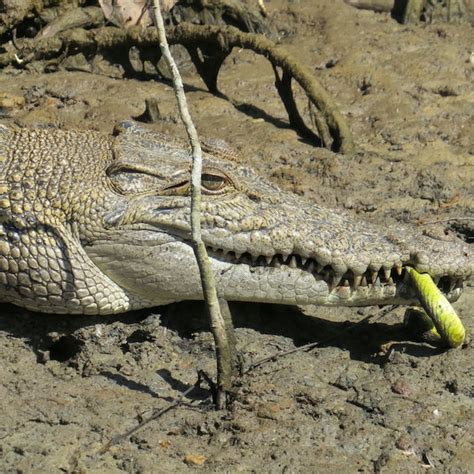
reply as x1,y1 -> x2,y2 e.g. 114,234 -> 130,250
183,454 -> 207,466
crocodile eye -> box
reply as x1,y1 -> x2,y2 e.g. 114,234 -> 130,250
201,173 -> 227,192
199,167 -> 233,194
161,168 -> 233,196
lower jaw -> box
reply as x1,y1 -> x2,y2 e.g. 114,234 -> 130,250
217,271 -> 463,307
225,291 -> 462,307
313,285 -> 463,307
209,249 -> 465,302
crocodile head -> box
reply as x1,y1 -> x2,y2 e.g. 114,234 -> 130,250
86,122 -> 473,308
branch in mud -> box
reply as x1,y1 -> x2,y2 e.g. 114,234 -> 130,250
344,0 -> 470,24
35,6 -> 105,39
0,1 -> 94,37
158,23 -> 354,153
402,0 -> 425,23
1,24 -> 354,153
0,0 -> 43,36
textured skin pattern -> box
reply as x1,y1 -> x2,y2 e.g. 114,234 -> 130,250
0,122 -> 472,314
0,126 -> 141,314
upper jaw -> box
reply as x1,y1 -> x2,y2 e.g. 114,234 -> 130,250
117,194 -> 472,304
199,216 -> 473,288
193,197 -> 474,284
206,245 -> 466,305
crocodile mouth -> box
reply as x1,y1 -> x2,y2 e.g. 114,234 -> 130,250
208,248 -> 464,297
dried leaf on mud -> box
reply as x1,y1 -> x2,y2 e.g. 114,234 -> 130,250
98,0 -> 178,27
99,0 -> 154,28
183,453 -> 207,465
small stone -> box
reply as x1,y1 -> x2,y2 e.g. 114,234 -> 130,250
391,379 -> 411,397
395,434 -> 413,452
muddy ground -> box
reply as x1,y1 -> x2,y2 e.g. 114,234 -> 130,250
0,0 -> 473,472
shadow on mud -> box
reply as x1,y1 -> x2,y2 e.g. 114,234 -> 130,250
0,301 -> 445,370
162,301 -> 447,362
0,302 -> 153,360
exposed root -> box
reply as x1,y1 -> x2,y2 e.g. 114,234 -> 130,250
0,0 -> 44,36
168,23 -> 354,153
35,6 -> 105,39
0,22 -> 354,153
345,0 -> 470,23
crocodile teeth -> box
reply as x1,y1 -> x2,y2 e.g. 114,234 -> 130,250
265,256 -> 273,265
307,261 -> 315,273
370,271 -> 378,285
353,275 -> 362,289
395,264 -> 403,276
369,263 -> 382,272
288,256 -> 297,269
301,257 -> 308,266
383,267 -> 391,281
330,274 -> 343,291
361,276 -> 368,287
316,263 -> 324,273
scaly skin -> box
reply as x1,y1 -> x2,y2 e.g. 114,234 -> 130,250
0,121 -> 472,315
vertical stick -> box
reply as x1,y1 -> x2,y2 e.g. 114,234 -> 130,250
151,0 -> 235,409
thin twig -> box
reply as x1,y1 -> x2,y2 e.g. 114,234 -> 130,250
445,422 -> 474,468
417,217 -> 474,225
98,372 -> 205,453
11,29 -> 21,50
136,0 -> 151,26
244,305 -> 398,373
151,0 -> 235,409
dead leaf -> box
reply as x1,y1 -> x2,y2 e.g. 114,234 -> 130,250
159,438 -> 170,449
183,454 -> 207,466
98,0 -> 154,28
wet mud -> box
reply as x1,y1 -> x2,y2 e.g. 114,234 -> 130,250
0,0 -> 473,471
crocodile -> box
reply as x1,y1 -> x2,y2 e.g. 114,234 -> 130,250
0,121 -> 472,316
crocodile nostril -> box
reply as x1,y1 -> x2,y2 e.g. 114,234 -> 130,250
437,276 -> 453,294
